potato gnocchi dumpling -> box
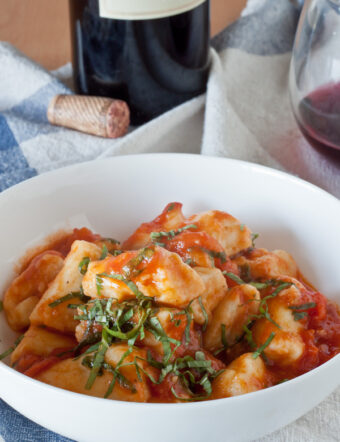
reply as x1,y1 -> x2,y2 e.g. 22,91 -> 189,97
82,246 -> 205,307
1,203 -> 340,404
211,353 -> 268,399
203,284 -> 261,352
4,251 -> 64,331
29,240 -> 102,334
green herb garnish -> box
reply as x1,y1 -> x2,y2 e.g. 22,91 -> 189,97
122,248 -> 154,279
0,300 -> 3,312
213,323 -> 230,356
0,334 -> 24,361
251,233 -> 259,247
243,323 -> 257,350
140,351 -> 224,402
221,324 -> 228,348
78,257 -> 90,275
96,273 -> 146,299
85,329 -> 112,389
200,248 -> 227,263
277,378 -> 289,384
292,312 -> 307,320
252,332 -> 275,359
75,293 -> 224,401
185,258 -> 196,266
182,301 -> 194,344
49,290 -> 90,308
250,282 -> 270,290
222,271 -> 245,285
240,264 -> 252,282
150,224 -> 197,244
198,296 -> 209,331
288,302 -> 316,321
112,250 -> 123,256
102,238 -> 120,245
100,244 -> 109,260
103,347 -> 136,398
289,302 -> 316,311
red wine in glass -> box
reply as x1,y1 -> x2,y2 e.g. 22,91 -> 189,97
298,82 -> 340,152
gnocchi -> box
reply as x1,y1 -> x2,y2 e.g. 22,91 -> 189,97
1,203 -> 339,404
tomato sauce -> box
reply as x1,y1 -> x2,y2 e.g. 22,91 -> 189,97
47,228 -> 101,257
16,347 -> 74,378
265,288 -> 340,382
18,227 -> 101,274
122,202 -> 185,250
4,202 -> 340,402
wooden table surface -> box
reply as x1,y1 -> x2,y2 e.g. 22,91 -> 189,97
0,0 -> 246,70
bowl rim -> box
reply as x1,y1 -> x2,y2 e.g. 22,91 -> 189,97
1,353 -> 339,409
0,153 -> 338,206
0,153 -> 339,408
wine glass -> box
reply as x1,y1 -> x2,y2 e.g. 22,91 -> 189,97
289,0 -> 340,152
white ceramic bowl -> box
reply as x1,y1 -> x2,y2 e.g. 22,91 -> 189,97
0,154 -> 339,442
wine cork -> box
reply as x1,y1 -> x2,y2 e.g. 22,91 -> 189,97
47,94 -> 130,138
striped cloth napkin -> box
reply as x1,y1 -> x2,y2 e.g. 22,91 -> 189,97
0,1 -> 339,441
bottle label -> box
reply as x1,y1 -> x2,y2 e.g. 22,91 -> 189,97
99,0 -> 206,20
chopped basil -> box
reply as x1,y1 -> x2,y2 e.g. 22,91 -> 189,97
0,300 -> 3,312
250,282 -> 270,290
271,282 -> 292,297
247,282 -> 292,331
148,316 -> 180,365
251,233 -> 259,247
0,334 -> 24,361
100,244 -> 109,260
85,329 -> 112,390
102,238 -> 120,245
185,258 -> 195,266
153,241 -> 166,247
243,323 -> 256,350
221,324 -> 228,348
112,250 -> 123,256
77,294 -> 154,390
78,257 -> 90,275
240,264 -> 252,282
292,311 -> 308,321
213,323 -> 230,356
289,302 -> 316,311
150,224 -> 197,243
182,301 -> 194,344
48,291 -> 90,308
240,224 -> 245,232
69,265 -> 223,401
200,248 -> 227,263
166,351 -> 223,402
96,275 -> 104,296
222,271 -> 245,285
198,296 -> 209,331
252,332 -> 275,359
103,347 -> 135,398
122,248 -> 154,279
97,273 -> 146,299
135,351 -> 221,401
167,203 -> 175,212
277,378 -> 289,384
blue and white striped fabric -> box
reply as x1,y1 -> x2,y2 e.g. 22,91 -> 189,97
1,1 -> 339,441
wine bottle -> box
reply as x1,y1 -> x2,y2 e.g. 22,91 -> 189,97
69,0 -> 210,125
